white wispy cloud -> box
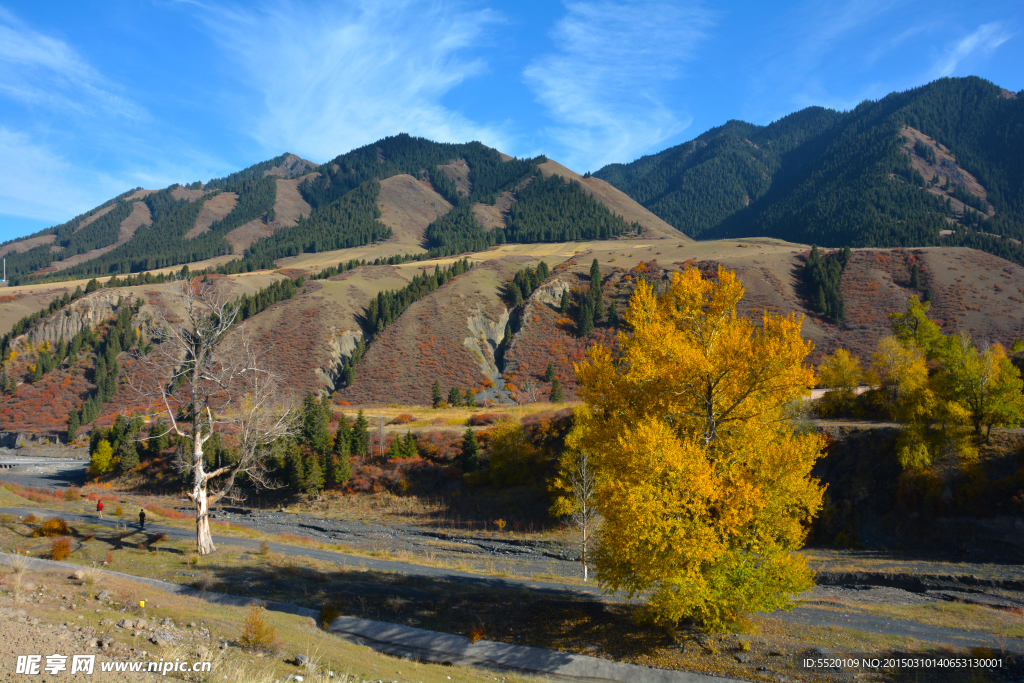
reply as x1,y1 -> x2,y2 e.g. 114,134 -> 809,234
930,22 -> 1012,78
0,8 -> 146,120
188,0 -> 511,160
0,127 -> 125,224
524,1 -> 712,171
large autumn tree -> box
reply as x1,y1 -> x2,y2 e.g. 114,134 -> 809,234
564,266 -> 825,630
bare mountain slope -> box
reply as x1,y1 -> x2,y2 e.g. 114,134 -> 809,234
376,174 -> 452,251
44,201 -> 153,273
185,192 -> 238,239
538,160 -> 688,240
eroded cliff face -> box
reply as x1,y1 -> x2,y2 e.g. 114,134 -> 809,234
317,327 -> 365,389
464,306 -> 511,402
27,292 -> 118,346
24,289 -> 161,347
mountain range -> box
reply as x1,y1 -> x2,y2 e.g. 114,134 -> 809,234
0,76 -> 1022,437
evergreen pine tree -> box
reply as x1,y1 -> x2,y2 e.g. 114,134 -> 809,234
387,437 -> 403,459
285,442 -> 306,489
447,386 -> 462,407
401,431 -> 418,458
333,449 -> 352,486
608,300 -> 618,325
302,392 -> 331,455
550,377 -> 564,402
334,418 -> 351,457
910,264 -> 921,289
460,427 -> 480,472
67,411 -> 79,443
464,388 -> 476,407
304,454 -> 324,492
815,286 -> 828,314
594,293 -> 605,320
343,363 -> 355,386
119,444 -> 139,472
503,323 -> 512,344
431,380 -> 444,408
559,289 -> 570,314
545,362 -> 555,382
352,410 -> 370,455
579,302 -> 594,336
32,362 -> 42,383
513,287 -> 524,306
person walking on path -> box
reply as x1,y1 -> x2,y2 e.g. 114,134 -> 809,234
97,500 -> 103,519
138,508 -> 146,530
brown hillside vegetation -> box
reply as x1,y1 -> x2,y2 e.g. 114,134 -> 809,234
263,152 -> 317,178
900,125 -> 993,215
538,159 -> 687,240
223,173 -> 321,253
0,234 -> 56,257
376,174 -> 451,250
224,217 -> 273,253
437,158 -> 471,198
238,265 -> 416,395
71,204 -> 115,233
170,186 -> 205,202
471,190 -> 516,231
45,201 -> 153,273
339,258 -> 528,405
271,174 -> 315,227
184,191 -> 238,239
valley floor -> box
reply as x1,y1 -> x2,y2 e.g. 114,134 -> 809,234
3,493 -> 1023,682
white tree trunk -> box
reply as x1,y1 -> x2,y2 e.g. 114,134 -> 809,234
192,435 -> 217,555
195,483 -> 216,555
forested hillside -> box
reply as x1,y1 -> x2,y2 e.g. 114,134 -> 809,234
597,77 -> 1024,265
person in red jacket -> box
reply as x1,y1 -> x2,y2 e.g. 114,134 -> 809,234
97,500 -> 103,519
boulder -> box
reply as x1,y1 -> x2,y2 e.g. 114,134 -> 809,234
295,654 -> 309,666
72,570 -> 85,580
117,619 -> 135,629
96,590 -> 110,600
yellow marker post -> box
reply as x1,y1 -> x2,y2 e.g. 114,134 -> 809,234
140,601 -> 145,609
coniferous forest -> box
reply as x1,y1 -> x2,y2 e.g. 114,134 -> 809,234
597,77 -> 1024,265
6,78 -> 1024,284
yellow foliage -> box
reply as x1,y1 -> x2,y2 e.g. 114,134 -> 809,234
872,336 -> 931,419
817,349 -> 863,416
878,298 -> 1024,475
487,419 -> 544,486
89,439 -> 114,477
568,266 -> 825,631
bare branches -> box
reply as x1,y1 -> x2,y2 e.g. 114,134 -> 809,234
129,273 -> 294,554
567,450 -> 600,582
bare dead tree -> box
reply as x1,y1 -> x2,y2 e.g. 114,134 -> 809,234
376,413 -> 386,459
132,276 -> 294,555
567,449 -> 600,581
517,378 -> 540,405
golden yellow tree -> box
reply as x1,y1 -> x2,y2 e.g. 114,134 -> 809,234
566,266 -> 825,631
816,349 -> 864,416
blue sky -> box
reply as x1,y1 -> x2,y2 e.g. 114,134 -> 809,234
1,0 -> 1020,241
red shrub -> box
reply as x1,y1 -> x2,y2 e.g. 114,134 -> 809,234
468,413 -> 507,426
